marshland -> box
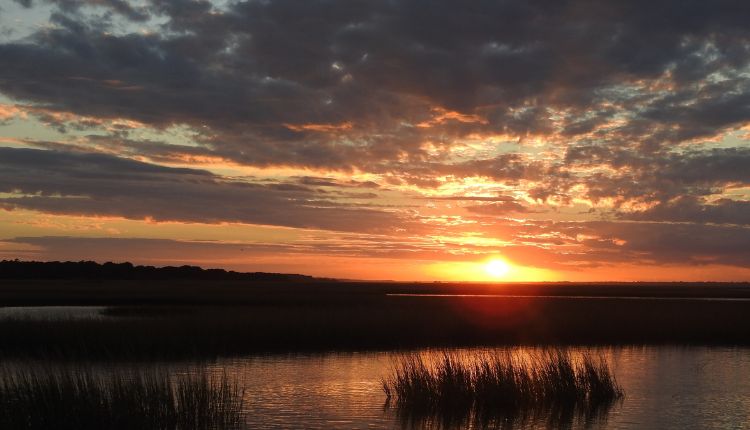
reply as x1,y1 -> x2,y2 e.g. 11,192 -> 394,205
1,283 -> 750,361
4,347 -> 747,429
0,367 -> 243,430
382,351 -> 623,429
1,263 -> 750,428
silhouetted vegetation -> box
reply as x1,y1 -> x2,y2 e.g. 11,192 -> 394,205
1,294 -> 750,360
383,350 -> 622,429
0,367 -> 244,429
1,270 -> 750,359
0,260 -> 316,282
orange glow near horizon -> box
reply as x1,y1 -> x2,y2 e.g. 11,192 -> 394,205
425,259 -> 558,282
5,209 -> 750,282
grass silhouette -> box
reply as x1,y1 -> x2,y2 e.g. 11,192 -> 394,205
383,350 -> 622,428
0,367 -> 244,429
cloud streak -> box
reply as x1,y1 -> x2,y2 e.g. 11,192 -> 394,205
0,147 -> 411,233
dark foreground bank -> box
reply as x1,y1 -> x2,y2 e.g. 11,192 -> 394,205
0,278 -> 750,359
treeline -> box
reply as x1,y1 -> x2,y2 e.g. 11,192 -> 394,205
0,260 -> 316,282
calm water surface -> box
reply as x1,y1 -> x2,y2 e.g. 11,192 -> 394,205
199,346 -> 750,430
3,306 -> 749,429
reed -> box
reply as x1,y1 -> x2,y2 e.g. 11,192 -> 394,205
0,367 -> 244,429
383,350 -> 623,427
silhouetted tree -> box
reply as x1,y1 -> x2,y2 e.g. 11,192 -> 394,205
0,260 -> 315,282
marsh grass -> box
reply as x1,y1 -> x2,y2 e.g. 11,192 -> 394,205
2,287 -> 750,361
0,367 -> 244,429
383,350 -> 623,428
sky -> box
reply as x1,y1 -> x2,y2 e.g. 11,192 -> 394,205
1,0 -> 750,281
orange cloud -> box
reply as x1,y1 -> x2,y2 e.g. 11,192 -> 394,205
416,108 -> 489,128
283,122 -> 354,132
0,104 -> 26,121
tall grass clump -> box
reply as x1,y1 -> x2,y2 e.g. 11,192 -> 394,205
0,367 -> 244,429
383,350 -> 623,427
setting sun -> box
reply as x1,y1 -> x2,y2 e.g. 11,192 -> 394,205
485,258 -> 511,278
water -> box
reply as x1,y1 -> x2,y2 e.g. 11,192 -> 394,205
387,293 -> 750,302
194,346 -> 750,429
4,346 -> 747,429
2,305 -> 749,428
0,306 -> 106,319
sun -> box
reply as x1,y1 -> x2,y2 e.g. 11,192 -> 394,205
484,258 -> 511,278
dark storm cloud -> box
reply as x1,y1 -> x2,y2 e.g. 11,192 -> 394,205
577,221 -> 750,268
636,79 -> 750,145
41,0 -> 150,21
662,148 -> 750,185
370,154 -> 549,187
2,0 -> 750,170
564,146 -> 750,214
11,0 -> 34,7
0,147 -> 410,233
623,197 -> 750,226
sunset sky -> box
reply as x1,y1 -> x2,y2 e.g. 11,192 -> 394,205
1,0 -> 750,281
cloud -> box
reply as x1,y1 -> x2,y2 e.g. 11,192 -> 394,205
623,197 -> 750,225
465,201 -> 531,215
8,216 -> 750,271
1,236 -> 252,264
565,146 -> 750,208
2,0 -> 750,278
1,0 -> 749,172
484,220 -> 750,269
0,147 -> 411,233
585,221 -> 750,267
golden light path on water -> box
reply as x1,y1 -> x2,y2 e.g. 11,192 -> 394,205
188,346 -> 750,429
